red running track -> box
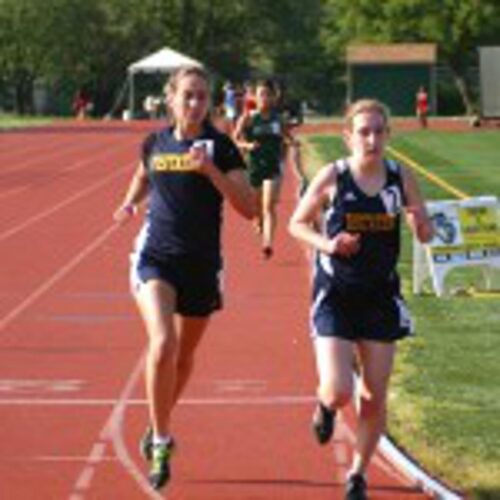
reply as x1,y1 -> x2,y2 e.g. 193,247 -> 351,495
0,122 -> 430,499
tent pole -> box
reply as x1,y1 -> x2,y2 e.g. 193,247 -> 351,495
129,72 -> 135,119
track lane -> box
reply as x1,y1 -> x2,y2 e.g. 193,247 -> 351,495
0,123 -> 432,499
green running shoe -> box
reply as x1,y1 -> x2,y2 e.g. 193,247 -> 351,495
149,440 -> 175,490
140,427 -> 153,461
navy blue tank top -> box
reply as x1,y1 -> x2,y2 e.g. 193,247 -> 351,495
316,158 -> 407,296
138,123 -> 245,267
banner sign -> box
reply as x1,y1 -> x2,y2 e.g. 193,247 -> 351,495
413,196 -> 500,296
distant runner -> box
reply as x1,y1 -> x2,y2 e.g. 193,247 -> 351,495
234,79 -> 298,258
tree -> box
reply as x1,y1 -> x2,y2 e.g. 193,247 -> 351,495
175,0 -> 254,78
0,0 -> 333,115
0,0 -> 186,114
0,0 -> 49,112
237,0 -> 335,110
319,0 -> 500,114
420,0 -> 500,114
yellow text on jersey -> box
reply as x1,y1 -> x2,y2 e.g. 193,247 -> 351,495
346,213 -> 396,232
151,153 -> 197,173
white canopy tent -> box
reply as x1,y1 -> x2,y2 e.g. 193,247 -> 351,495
127,47 -> 203,118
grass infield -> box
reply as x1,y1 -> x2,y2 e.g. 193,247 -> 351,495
301,129 -> 500,500
0,113 -> 56,129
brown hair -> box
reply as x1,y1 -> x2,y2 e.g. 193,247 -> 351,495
164,65 -> 209,96
344,99 -> 390,129
164,65 -> 210,125
256,79 -> 277,95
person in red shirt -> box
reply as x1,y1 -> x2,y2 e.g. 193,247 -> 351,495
416,86 -> 429,129
72,89 -> 91,120
243,81 -> 257,115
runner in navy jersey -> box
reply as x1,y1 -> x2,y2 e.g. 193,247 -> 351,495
113,66 -> 255,491
289,99 -> 433,500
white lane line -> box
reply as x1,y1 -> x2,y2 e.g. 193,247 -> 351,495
0,136 -> 73,162
0,164 -> 130,241
72,442 -> 106,494
36,455 -> 116,463
379,437 -> 463,500
73,467 -> 95,493
0,224 -> 119,335
0,142 -> 128,201
0,136 -> 86,174
0,379 -> 85,393
0,395 -> 316,406
68,353 -> 163,500
102,353 -> 164,499
0,133 -> 119,176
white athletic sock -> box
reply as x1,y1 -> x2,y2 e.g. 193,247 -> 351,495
153,435 -> 173,447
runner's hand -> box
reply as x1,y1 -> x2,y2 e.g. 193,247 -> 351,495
189,143 -> 214,175
329,232 -> 360,257
113,203 -> 136,225
406,205 -> 434,242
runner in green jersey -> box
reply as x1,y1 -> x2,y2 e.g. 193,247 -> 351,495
234,79 -> 298,258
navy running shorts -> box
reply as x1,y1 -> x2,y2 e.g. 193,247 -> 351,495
130,252 -> 223,317
311,280 -> 413,342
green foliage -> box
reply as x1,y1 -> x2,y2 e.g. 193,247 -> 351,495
1,0 -> 499,115
0,0 -> 50,112
245,0 -> 337,108
319,0 -> 500,113
0,0 -> 333,114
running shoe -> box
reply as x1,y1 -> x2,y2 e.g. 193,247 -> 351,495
262,246 -> 273,259
345,473 -> 367,500
149,440 -> 175,490
140,426 -> 153,461
311,401 -> 336,445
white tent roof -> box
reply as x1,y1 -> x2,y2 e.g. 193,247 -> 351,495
128,47 -> 203,74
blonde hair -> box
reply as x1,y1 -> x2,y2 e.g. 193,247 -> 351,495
344,99 -> 390,129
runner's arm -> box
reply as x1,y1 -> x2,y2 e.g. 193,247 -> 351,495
289,165 -> 360,256
401,166 -> 434,243
233,112 -> 257,152
113,162 -> 150,223
190,146 -> 256,220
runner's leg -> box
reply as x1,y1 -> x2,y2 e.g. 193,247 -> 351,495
135,280 -> 178,438
350,340 -> 396,474
314,336 -> 355,409
172,315 -> 211,402
261,178 -> 279,253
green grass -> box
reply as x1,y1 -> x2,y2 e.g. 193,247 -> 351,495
0,113 -> 56,129
391,130 -> 500,199
301,130 -> 500,499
